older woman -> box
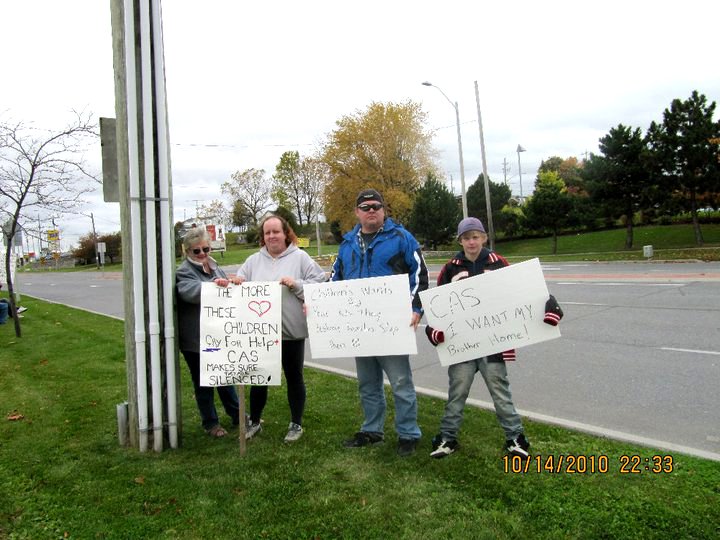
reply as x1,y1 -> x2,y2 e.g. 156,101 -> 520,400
176,227 -> 241,438
237,215 -> 327,442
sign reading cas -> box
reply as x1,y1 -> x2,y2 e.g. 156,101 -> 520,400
419,258 -> 560,366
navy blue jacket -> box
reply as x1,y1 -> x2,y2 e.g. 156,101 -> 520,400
331,218 -> 429,314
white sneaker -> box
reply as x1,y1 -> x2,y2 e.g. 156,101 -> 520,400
284,422 -> 303,443
245,422 -> 262,440
17,306 -> 28,314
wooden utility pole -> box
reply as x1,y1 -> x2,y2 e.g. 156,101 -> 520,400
109,0 -> 180,452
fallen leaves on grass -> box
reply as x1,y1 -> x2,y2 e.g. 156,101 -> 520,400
6,410 -> 24,421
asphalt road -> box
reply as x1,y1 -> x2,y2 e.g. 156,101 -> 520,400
14,261 -> 720,461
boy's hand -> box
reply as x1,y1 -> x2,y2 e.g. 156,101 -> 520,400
425,325 -> 445,346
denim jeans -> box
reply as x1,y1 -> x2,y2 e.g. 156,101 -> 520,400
439,357 -> 523,442
181,350 -> 240,430
0,300 -> 8,324
354,355 -> 421,440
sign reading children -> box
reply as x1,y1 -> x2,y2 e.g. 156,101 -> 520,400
200,281 -> 282,387
419,258 -> 560,366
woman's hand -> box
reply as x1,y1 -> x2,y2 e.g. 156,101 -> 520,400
213,277 -> 230,288
280,277 -> 296,290
227,274 -> 244,286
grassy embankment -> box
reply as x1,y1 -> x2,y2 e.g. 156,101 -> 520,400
1,290 -> 719,538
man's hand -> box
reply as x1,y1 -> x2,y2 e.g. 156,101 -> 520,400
410,311 -> 421,329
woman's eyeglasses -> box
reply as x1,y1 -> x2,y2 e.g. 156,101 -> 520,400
357,203 -> 384,212
192,246 -> 211,255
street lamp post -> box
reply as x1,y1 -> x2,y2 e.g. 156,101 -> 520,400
516,144 -> 526,200
422,81 -> 468,218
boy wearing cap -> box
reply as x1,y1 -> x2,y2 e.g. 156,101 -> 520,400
425,217 -> 563,459
331,188 -> 429,457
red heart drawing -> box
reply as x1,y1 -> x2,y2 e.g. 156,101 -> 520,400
248,300 -> 271,317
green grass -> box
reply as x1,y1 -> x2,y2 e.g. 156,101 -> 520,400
2,298 -> 719,539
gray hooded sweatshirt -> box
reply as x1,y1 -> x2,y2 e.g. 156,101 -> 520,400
237,244 -> 327,340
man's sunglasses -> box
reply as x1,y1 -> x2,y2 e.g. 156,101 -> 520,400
192,246 -> 211,255
357,203 -> 384,212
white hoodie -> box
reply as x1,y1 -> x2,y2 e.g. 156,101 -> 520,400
237,244 -> 327,340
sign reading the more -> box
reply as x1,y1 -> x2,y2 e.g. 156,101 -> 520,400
200,281 -> 282,386
305,274 -> 417,358
419,258 -> 560,366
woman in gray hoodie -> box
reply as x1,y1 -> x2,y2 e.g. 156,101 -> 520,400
237,215 -> 327,442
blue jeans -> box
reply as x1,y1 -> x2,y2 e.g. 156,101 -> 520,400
355,355 -> 421,440
181,350 -> 240,430
0,300 -> 7,324
439,357 -> 523,442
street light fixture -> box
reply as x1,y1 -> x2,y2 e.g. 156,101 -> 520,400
422,81 -> 468,218
516,144 -> 526,200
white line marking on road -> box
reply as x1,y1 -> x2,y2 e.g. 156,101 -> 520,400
660,347 -> 720,356
555,282 -> 683,287
561,301 -> 608,306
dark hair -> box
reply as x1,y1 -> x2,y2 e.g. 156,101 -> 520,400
259,214 -> 298,248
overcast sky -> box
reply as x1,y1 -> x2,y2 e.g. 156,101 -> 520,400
1,0 -> 718,251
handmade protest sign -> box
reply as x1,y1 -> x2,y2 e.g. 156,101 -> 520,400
305,274 -> 417,358
0,251 -> 16,286
419,258 -> 560,366
200,281 -> 282,386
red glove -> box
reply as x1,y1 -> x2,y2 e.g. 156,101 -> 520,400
425,325 -> 445,346
543,295 -> 564,326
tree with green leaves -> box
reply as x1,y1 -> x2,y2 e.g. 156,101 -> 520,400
538,156 -> 586,193
231,199 -> 253,230
272,151 -> 328,227
523,171 -> 573,254
466,174 -> 512,237
583,124 -> 652,249
221,168 -> 271,226
409,174 -> 460,250
321,100 -> 437,232
646,91 -> 720,246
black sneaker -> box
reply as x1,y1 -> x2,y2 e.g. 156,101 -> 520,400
397,438 -> 419,457
430,439 -> 459,459
505,433 -> 531,458
342,431 -> 384,448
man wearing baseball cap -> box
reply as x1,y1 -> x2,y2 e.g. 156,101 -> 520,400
424,217 -> 563,459
331,188 -> 429,457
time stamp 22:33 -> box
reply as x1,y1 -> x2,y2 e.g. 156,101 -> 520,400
503,454 -> 675,474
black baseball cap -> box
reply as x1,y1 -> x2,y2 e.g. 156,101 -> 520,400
356,188 -> 384,206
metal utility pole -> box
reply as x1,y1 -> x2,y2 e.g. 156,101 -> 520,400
474,80 -> 495,249
502,158 -> 510,186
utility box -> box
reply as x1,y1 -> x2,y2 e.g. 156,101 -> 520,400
643,245 -> 654,258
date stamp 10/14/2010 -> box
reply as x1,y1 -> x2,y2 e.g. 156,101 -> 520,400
503,454 -> 675,475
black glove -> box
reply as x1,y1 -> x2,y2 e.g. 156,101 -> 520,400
425,325 -> 445,346
543,294 -> 564,326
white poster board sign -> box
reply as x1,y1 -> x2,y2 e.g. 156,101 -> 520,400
200,281 -> 282,386
419,258 -> 560,366
305,274 -> 418,358
0,251 -> 16,286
